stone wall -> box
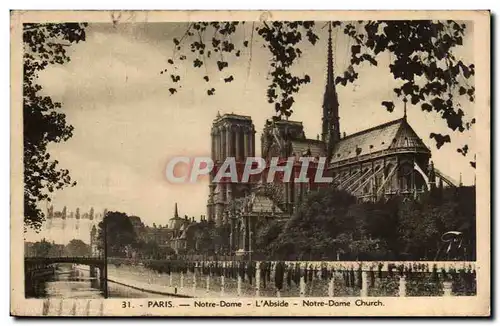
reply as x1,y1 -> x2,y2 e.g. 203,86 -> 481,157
107,259 -> 477,298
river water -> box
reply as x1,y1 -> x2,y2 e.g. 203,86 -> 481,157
32,264 -> 168,299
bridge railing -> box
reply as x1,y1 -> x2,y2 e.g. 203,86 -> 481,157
25,256 -> 105,265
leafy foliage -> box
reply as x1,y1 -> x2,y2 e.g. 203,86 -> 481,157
266,188 -> 358,260
25,238 -> 61,257
97,211 -> 137,257
162,20 -> 475,163
397,187 -> 476,260
134,240 -> 175,259
254,219 -> 284,252
23,23 -> 87,231
332,21 -> 475,146
163,21 -> 317,117
64,239 -> 91,256
257,186 -> 476,261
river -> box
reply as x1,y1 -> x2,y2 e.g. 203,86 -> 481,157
31,264 -> 169,298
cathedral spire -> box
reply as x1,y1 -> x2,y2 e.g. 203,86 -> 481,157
322,22 -> 340,159
326,22 -> 334,99
403,97 -> 408,120
174,202 -> 179,218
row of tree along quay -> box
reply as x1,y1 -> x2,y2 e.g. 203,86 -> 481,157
108,258 -> 476,297
25,239 -> 91,257
97,186 -> 475,262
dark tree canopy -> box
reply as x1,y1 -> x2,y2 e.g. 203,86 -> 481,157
25,238 -> 56,257
23,23 -> 87,231
258,186 -> 476,261
64,239 -> 91,256
136,240 -> 162,259
162,20 -> 475,165
97,211 -> 137,257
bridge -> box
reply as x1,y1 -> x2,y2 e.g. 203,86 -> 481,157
25,256 -> 109,298
25,256 -> 105,266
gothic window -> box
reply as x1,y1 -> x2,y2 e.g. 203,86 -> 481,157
414,172 -> 426,191
384,163 -> 394,181
399,164 -> 413,191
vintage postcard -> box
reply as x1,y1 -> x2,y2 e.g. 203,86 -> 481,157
10,10 -> 490,317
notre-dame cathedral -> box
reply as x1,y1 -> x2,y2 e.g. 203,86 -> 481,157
205,25 -> 457,257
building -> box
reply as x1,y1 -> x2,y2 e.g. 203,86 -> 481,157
24,240 -> 65,258
166,203 -> 199,254
206,113 -> 255,225
86,203 -> 204,257
205,23 -> 459,257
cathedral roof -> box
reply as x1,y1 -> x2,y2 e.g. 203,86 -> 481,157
225,191 -> 284,216
330,118 -> 430,164
274,119 -> 303,126
290,139 -> 326,158
214,113 -> 252,123
269,119 -> 306,140
251,194 -> 283,214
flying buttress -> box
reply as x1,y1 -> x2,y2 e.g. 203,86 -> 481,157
346,167 -> 373,193
413,161 -> 431,190
434,168 -> 458,188
376,163 -> 398,199
337,170 -> 361,190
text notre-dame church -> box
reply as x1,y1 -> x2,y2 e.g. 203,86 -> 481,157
205,25 -> 457,257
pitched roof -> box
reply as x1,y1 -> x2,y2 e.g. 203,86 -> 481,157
330,118 -> 430,163
290,139 -> 326,158
250,194 -> 283,214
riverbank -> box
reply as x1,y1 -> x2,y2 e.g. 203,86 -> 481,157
75,259 -> 477,298
75,265 -> 179,297
106,261 -> 477,298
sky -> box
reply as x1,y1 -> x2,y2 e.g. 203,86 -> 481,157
25,21 -> 476,243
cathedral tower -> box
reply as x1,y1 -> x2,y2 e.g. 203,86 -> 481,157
207,113 -> 255,226
321,22 -> 341,161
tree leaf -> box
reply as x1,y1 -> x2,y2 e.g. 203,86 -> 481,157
381,101 -> 395,112
421,103 -> 433,112
351,45 -> 361,55
193,59 -> 203,68
430,133 -> 451,149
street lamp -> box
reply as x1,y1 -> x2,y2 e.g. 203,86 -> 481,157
249,229 -> 253,262
102,218 -> 109,298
